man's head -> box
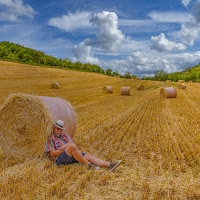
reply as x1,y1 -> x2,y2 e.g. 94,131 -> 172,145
54,120 -> 65,136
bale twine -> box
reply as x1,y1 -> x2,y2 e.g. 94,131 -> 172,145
160,87 -> 177,98
137,85 -> 144,90
121,87 -> 130,95
51,82 -> 60,89
102,86 -> 113,93
178,80 -> 185,83
178,83 -> 186,89
0,93 -> 76,160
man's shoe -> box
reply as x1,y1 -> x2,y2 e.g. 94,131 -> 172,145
108,160 -> 122,171
88,162 -> 100,170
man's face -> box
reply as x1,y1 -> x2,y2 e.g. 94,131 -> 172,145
54,126 -> 63,136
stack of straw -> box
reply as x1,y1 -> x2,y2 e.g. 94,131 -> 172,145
178,84 -> 186,89
51,82 -> 60,89
160,87 -> 177,98
0,93 -> 76,160
137,85 -> 144,90
102,86 -> 113,93
121,87 -> 130,95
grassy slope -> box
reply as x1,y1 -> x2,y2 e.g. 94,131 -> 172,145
0,61 -> 200,199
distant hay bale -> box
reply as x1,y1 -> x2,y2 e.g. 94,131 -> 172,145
121,87 -> 130,95
0,93 -> 76,160
102,86 -> 113,93
51,82 -> 60,89
160,87 -> 177,98
137,85 -> 144,90
189,80 -> 193,83
178,83 -> 186,89
178,80 -> 185,83
166,80 -> 171,82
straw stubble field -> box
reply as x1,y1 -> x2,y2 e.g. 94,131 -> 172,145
1,61 -> 200,199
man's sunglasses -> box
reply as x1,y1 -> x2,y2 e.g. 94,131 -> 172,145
56,127 -> 63,131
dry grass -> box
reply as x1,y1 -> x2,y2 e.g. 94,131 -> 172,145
1,61 -> 200,199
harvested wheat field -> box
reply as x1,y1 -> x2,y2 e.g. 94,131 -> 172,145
1,61 -> 200,199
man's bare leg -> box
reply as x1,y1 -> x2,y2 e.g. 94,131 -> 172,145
64,142 -> 89,165
84,153 -> 110,167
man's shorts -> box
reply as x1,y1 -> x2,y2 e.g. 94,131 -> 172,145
56,150 -> 86,166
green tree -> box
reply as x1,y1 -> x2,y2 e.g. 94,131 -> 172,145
106,68 -> 112,76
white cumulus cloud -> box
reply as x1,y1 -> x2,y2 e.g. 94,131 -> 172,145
103,51 -> 200,78
48,11 -> 91,31
151,33 -> 186,52
179,0 -> 200,45
0,0 -> 35,22
71,40 -> 100,65
88,11 -> 125,51
71,11 -> 125,64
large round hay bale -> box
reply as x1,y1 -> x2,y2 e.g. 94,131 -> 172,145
160,87 -> 177,98
0,93 -> 76,160
102,86 -> 113,93
121,87 -> 130,95
178,80 -> 185,83
189,80 -> 193,83
166,80 -> 171,82
137,85 -> 144,90
51,82 -> 60,89
178,83 -> 186,89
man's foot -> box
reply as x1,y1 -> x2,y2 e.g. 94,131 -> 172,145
88,162 -> 100,170
108,160 -> 122,171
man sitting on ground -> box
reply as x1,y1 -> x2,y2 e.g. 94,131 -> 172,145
45,120 -> 122,170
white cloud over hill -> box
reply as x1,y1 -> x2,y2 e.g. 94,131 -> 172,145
0,0 -> 35,22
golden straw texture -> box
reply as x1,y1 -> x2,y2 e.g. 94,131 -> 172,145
51,82 -> 60,89
102,86 -> 113,93
137,85 -> 144,90
178,83 -> 186,89
121,87 -> 130,95
160,87 -> 177,98
0,93 -> 76,160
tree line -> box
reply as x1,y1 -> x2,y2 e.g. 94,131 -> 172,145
142,65 -> 200,82
0,41 -> 137,79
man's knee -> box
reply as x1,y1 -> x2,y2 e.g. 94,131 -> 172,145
65,142 -> 77,151
84,153 -> 92,160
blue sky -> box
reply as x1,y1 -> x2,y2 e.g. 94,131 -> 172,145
1,0 -> 200,78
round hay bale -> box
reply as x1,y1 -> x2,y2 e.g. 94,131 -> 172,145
178,80 -> 185,83
0,93 -> 76,160
121,87 -> 130,95
137,85 -> 144,90
51,82 -> 60,89
189,80 -> 193,83
160,87 -> 177,98
102,86 -> 113,93
166,80 -> 171,82
178,83 -> 186,89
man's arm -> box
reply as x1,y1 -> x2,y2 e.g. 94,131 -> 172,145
49,144 -> 69,158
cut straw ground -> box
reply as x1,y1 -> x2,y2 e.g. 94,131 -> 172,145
0,93 -> 76,161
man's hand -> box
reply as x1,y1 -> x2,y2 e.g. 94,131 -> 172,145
60,144 -> 68,152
